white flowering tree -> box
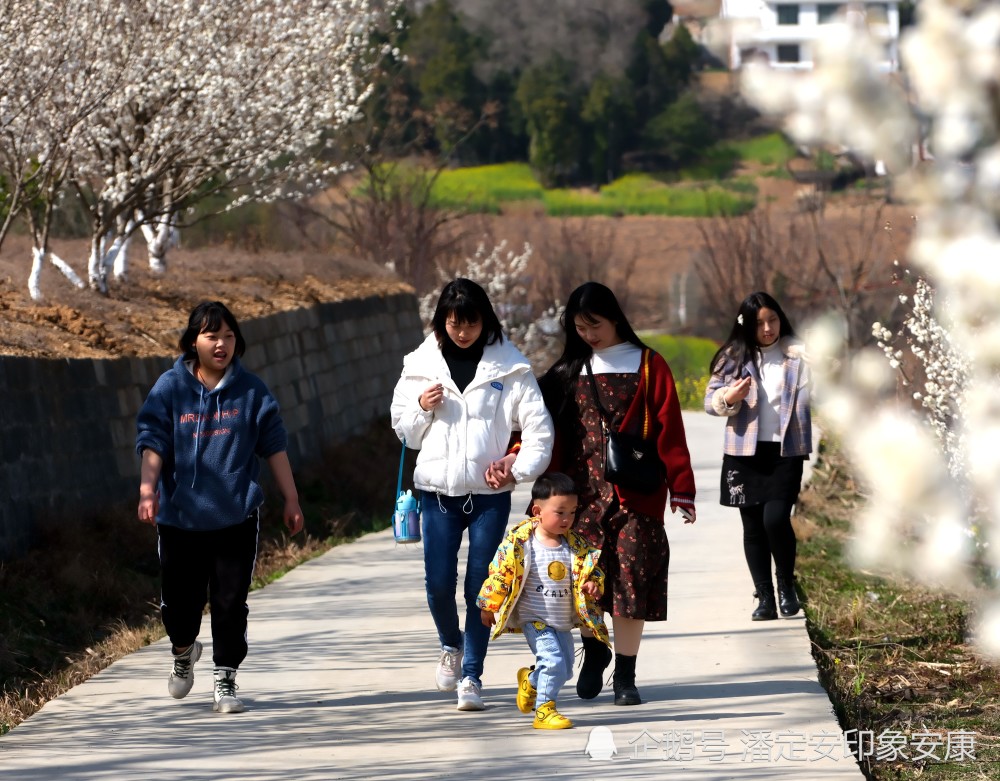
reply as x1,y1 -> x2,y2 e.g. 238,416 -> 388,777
719,0 -> 1000,654
419,239 -> 564,367
0,0 -> 387,300
0,1 -> 125,295
873,266 -> 972,483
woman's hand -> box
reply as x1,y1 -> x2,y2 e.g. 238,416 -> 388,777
581,580 -> 601,598
672,503 -> 697,524
480,609 -> 496,628
724,376 -> 752,406
418,383 -> 444,411
484,454 -> 517,488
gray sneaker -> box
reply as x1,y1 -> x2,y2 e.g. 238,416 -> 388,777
167,641 -> 202,699
212,666 -> 246,713
435,644 -> 463,692
456,677 -> 485,711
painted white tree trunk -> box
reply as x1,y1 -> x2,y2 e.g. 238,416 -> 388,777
88,236 -> 107,293
140,216 -> 176,274
28,246 -> 86,302
106,219 -> 136,281
111,231 -> 134,280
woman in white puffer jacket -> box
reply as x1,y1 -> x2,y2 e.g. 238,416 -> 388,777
391,278 -> 553,713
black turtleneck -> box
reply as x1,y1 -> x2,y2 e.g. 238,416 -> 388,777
443,339 -> 484,393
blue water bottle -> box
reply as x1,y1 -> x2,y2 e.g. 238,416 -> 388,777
393,489 -> 421,544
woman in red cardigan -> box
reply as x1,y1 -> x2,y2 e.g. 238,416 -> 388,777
539,282 -> 696,706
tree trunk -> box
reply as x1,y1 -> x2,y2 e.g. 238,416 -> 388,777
29,246 -> 85,302
108,220 -> 137,281
88,234 -> 107,293
141,216 -> 175,274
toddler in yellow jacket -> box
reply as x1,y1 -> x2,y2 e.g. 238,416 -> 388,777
477,472 -> 611,729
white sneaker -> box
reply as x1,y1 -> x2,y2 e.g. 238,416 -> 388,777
167,641 -> 202,699
435,644 -> 463,691
456,677 -> 485,711
212,667 -> 246,714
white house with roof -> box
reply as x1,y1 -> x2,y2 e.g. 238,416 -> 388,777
718,0 -> 900,70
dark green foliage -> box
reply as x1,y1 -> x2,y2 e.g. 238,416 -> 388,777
627,30 -> 682,129
641,92 -> 715,168
358,2 -> 711,184
661,23 -> 699,89
515,56 -> 585,187
403,0 -> 485,152
640,0 -> 675,37
582,73 -> 637,184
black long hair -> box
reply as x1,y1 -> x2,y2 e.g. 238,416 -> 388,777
540,282 -> 646,417
179,301 -> 246,360
430,278 -> 503,350
708,291 -> 795,377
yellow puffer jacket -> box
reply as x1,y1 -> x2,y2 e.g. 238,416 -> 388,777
476,517 -> 611,646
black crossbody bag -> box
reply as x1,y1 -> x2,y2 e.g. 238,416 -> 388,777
585,349 -> 663,495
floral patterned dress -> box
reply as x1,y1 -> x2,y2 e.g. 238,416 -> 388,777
563,370 -> 671,621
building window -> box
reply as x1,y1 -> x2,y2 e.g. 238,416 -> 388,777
777,4 -> 800,24
817,3 -> 841,23
776,44 -> 801,63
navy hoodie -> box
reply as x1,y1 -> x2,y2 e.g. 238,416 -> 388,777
135,356 -> 288,531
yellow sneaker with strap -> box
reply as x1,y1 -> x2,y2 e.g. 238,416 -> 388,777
516,666 -> 537,714
533,700 -> 573,730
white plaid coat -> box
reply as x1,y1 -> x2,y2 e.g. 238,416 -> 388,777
704,337 -> 812,458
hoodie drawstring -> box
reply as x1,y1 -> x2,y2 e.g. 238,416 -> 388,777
191,385 -> 209,488
435,493 -> 475,514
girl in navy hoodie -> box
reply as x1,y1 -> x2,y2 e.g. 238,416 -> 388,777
136,301 -> 303,714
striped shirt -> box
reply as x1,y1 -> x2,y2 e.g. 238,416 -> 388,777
515,534 -> 575,631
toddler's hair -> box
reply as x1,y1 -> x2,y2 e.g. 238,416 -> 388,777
531,472 -> 577,503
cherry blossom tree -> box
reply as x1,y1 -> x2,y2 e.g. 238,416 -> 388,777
0,0 -> 389,300
718,0 -> 1000,654
0,1 -> 126,297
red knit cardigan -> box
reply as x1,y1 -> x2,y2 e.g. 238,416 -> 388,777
550,350 -> 696,519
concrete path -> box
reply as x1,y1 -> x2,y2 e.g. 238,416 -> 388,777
0,412 -> 864,780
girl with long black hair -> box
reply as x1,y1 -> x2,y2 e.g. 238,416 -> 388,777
705,291 -> 812,621
539,281 -> 696,706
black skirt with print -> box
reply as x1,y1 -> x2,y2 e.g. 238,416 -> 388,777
720,442 -> 806,507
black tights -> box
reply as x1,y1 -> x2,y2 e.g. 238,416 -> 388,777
740,501 -> 796,586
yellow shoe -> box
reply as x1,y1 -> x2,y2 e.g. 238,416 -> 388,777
516,666 -> 537,714
533,700 -> 573,730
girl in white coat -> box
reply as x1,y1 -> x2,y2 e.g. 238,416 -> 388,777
391,278 -> 553,712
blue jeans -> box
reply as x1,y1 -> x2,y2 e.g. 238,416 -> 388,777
421,490 -> 511,687
523,622 -> 575,705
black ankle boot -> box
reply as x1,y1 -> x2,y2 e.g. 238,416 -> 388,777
776,574 -> 801,617
612,653 -> 641,706
576,636 -> 612,700
752,582 -> 778,621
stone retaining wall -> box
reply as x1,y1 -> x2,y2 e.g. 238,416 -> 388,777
0,292 -> 423,560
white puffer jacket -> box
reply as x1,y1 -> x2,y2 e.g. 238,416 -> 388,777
390,333 -> 553,496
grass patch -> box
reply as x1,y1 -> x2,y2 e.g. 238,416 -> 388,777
794,439 -> 1000,778
642,333 -> 717,410
0,419 -> 399,735
428,163 -> 543,212
676,133 -> 796,181
727,132 -> 797,167
372,162 -> 756,217
544,175 -> 755,217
